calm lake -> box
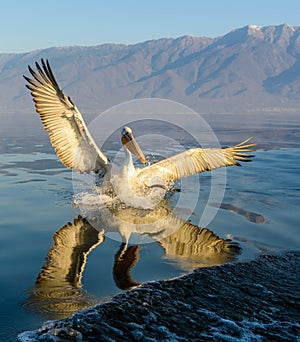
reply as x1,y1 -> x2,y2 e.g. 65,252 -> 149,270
1,112 -> 300,341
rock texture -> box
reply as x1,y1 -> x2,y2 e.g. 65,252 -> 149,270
18,251 -> 300,341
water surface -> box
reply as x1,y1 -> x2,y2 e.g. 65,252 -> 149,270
0,113 -> 299,341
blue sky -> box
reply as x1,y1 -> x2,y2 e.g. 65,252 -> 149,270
1,0 -> 300,53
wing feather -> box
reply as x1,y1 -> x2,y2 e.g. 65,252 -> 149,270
24,59 -> 109,174
137,138 -> 255,185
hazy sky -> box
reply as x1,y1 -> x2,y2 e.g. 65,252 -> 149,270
1,0 -> 299,53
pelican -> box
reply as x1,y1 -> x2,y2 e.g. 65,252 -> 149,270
24,59 -> 255,207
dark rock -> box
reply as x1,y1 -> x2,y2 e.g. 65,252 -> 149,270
18,251 -> 300,341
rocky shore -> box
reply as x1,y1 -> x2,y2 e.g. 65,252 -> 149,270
18,251 -> 300,341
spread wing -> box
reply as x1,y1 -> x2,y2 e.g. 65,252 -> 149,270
137,138 -> 255,185
24,59 -> 109,174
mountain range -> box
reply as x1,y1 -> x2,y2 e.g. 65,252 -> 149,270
1,24 -> 300,114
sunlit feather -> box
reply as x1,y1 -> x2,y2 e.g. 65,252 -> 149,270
24,60 -> 256,207
137,138 -> 255,186
24,59 -> 109,174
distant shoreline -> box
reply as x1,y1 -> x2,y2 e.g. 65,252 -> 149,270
2,112 -> 300,150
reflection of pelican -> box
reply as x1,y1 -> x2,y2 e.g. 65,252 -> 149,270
23,217 -> 103,319
113,243 -> 141,290
24,60 -> 255,207
23,203 -> 240,319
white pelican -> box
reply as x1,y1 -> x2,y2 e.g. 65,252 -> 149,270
24,59 -> 255,207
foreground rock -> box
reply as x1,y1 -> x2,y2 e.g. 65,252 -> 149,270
18,251 -> 300,341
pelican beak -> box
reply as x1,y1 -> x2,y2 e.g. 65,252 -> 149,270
122,131 -> 147,164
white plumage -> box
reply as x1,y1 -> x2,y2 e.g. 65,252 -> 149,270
24,59 -> 255,206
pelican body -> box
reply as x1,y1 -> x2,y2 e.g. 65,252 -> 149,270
24,59 -> 255,208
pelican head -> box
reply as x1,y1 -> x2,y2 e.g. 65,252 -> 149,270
121,127 -> 147,164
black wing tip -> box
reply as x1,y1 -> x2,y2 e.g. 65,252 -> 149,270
26,58 -> 61,92
40,58 -> 47,70
23,74 -> 30,81
27,64 -> 35,75
24,84 -> 33,91
68,96 -> 75,106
